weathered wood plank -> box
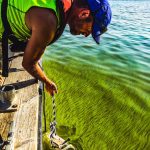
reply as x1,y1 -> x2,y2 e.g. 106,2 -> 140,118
0,53 -> 41,150
13,96 -> 39,150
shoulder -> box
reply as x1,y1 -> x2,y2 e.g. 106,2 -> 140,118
25,7 -> 58,33
25,7 -> 58,44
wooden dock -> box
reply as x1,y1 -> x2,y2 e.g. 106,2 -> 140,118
0,52 -> 42,150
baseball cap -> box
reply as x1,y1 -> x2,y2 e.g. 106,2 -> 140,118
87,0 -> 112,44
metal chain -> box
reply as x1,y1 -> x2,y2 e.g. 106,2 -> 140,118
52,96 -> 57,125
49,96 -> 75,150
50,96 -> 57,147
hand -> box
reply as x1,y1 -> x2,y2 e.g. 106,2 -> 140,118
45,80 -> 58,96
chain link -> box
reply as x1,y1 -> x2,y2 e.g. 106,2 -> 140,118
50,96 -> 57,147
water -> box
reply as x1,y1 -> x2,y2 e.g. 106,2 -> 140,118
42,1 -> 150,150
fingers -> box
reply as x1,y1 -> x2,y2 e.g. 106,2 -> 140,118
45,81 -> 58,96
51,89 -> 58,96
50,83 -> 58,95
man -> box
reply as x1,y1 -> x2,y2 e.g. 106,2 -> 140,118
0,0 -> 112,95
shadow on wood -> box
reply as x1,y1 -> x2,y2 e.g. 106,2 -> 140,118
2,79 -> 37,90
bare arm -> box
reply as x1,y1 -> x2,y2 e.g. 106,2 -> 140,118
23,7 -> 58,95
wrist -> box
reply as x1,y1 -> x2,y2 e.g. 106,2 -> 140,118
44,77 -> 51,84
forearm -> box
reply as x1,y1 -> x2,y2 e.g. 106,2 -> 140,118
23,62 -> 49,84
23,62 -> 58,95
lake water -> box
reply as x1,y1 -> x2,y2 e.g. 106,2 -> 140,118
43,1 -> 150,150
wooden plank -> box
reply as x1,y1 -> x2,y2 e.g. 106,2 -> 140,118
13,95 -> 39,150
0,53 -> 41,149
0,51 -> 16,144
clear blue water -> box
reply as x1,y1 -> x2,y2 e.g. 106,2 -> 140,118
43,1 -> 150,150
45,0 -> 150,77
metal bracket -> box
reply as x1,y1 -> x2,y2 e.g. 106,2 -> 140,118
50,134 -> 75,150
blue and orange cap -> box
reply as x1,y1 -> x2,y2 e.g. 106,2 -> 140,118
87,0 -> 112,44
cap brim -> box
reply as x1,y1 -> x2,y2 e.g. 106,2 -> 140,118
92,22 -> 101,44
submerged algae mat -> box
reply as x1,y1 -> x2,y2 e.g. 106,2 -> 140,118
42,60 -> 150,150
42,1 -> 150,149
